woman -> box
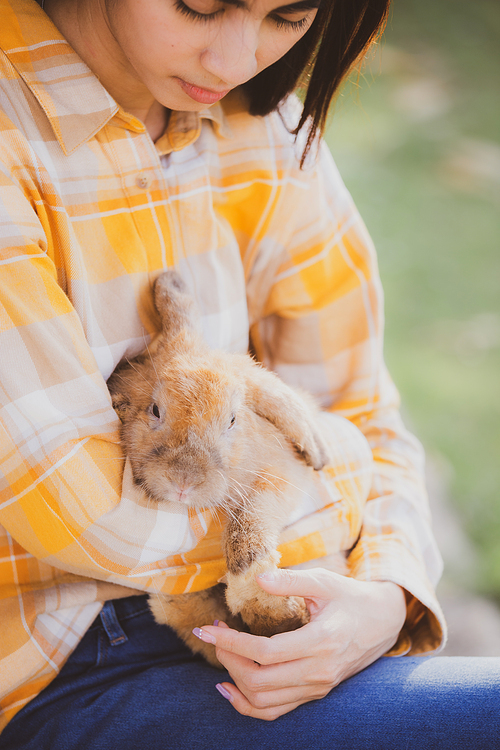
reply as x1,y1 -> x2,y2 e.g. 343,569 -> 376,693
0,0 -> 498,747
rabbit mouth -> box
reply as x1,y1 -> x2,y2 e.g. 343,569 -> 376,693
132,467 -> 226,509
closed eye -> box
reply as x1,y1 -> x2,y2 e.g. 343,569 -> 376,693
173,0 -> 321,27
174,0 -> 222,21
271,14 -> 310,31
228,414 -> 236,430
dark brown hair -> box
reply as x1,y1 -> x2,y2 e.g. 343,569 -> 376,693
242,0 -> 391,162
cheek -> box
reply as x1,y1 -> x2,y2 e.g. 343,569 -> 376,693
259,11 -> 318,70
256,30 -> 306,72
110,3 -> 190,73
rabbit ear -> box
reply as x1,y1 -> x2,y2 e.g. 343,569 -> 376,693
153,270 -> 201,341
107,371 -> 132,419
243,363 -> 330,471
109,390 -> 131,420
108,365 -> 147,420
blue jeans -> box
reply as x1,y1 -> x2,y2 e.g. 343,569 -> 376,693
1,595 -> 499,750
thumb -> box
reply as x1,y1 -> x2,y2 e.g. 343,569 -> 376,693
256,566 -> 342,599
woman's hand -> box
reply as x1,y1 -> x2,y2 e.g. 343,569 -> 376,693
194,568 -> 407,721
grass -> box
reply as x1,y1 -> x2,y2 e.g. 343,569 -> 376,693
325,0 -> 500,595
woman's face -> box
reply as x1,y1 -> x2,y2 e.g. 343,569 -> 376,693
102,0 -> 320,110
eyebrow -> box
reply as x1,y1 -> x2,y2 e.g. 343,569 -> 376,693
222,0 -> 323,11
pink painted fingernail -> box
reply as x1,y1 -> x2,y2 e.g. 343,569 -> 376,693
213,620 -> 219,626
192,627 -> 216,645
257,572 -> 275,582
216,683 -> 233,702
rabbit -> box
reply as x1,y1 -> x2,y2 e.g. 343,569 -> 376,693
107,270 -> 331,667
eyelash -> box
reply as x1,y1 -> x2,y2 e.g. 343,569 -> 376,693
174,0 -> 221,22
173,0 -> 311,31
273,15 -> 309,31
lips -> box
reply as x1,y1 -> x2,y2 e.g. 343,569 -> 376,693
176,77 -> 230,105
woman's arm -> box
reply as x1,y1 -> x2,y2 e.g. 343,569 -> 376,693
0,153 -> 211,594
244,116 -> 446,657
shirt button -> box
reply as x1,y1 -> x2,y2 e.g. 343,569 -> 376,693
135,173 -> 152,189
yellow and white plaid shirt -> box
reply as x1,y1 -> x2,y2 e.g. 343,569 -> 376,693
0,0 -> 446,731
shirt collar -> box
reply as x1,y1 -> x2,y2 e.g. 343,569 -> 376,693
154,103 -> 232,157
0,0 -> 232,155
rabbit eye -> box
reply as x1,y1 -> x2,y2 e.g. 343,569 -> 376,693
228,414 -> 236,430
150,403 -> 161,420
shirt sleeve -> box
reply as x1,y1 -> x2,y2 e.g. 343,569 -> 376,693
0,152 -> 210,594
248,131 -> 446,655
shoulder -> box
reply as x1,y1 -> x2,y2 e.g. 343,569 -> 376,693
218,90 -> 305,172
217,89 -> 353,215
0,49 -> 50,170
218,90 -> 346,185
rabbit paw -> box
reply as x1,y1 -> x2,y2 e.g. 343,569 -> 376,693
296,424 -> 331,471
225,557 -> 310,638
239,593 -> 309,637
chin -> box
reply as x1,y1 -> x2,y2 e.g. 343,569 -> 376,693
164,97 -> 218,113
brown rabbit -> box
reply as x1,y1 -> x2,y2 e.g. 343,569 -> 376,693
107,270 -> 330,666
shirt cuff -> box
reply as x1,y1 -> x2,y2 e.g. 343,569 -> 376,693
348,537 -> 447,655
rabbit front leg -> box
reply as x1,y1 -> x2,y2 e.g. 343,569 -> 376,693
223,493 -> 310,637
243,362 -> 330,471
149,585 -> 242,668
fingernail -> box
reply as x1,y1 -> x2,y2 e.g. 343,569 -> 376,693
213,620 -> 219,626
257,572 -> 275,582
192,627 -> 216,645
216,684 -> 233,702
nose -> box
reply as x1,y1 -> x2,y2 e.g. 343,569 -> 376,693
200,15 -> 259,86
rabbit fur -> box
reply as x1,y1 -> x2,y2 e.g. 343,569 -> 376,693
107,270 -> 330,667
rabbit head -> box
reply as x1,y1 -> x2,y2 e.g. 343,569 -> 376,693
109,347 -> 254,507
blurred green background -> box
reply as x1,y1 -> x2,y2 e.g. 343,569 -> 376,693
325,0 -> 500,597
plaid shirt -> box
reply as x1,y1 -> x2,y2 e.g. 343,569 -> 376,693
0,0 -> 446,730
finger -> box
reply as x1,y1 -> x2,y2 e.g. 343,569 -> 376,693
216,651 -> 331,707
256,566 -> 342,599
193,621 -> 321,664
196,626 -> 297,664
214,681 -> 320,721
216,645 -> 320,693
